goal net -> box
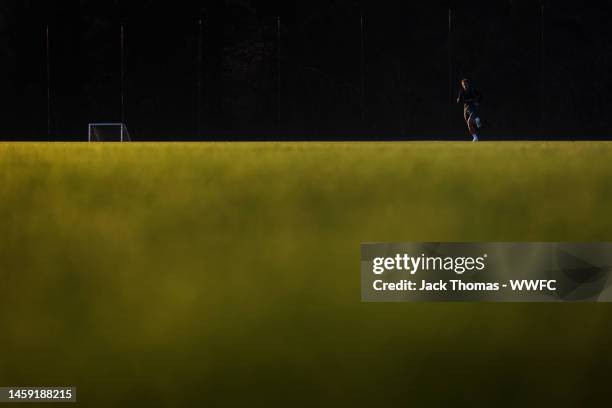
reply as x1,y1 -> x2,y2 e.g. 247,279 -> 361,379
88,123 -> 131,142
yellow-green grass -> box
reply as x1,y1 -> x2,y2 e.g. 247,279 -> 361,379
1,141 -> 612,406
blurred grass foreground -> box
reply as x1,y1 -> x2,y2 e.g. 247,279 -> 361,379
1,141 -> 612,406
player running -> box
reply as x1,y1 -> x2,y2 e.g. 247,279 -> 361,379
456,78 -> 482,142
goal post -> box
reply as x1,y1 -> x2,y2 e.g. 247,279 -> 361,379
88,123 -> 131,142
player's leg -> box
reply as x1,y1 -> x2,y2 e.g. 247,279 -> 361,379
468,119 -> 478,142
471,105 -> 482,128
465,111 -> 478,142
463,109 -> 471,137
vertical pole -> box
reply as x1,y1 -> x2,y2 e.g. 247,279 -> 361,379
197,18 -> 203,137
540,2 -> 545,135
120,24 -> 125,125
448,8 -> 452,132
276,16 -> 281,127
540,4 -> 544,56
46,25 -> 51,138
360,15 -> 366,123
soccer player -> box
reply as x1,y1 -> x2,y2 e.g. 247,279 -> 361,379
456,78 -> 482,142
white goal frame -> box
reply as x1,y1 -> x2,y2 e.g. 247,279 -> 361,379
88,123 -> 131,142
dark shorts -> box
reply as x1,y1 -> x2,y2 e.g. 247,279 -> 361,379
463,104 -> 479,122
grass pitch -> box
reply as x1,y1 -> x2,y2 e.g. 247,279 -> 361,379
1,141 -> 612,406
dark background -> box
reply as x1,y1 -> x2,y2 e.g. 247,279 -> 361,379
1,0 -> 611,140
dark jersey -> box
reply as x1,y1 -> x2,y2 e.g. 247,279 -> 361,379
457,87 -> 482,108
